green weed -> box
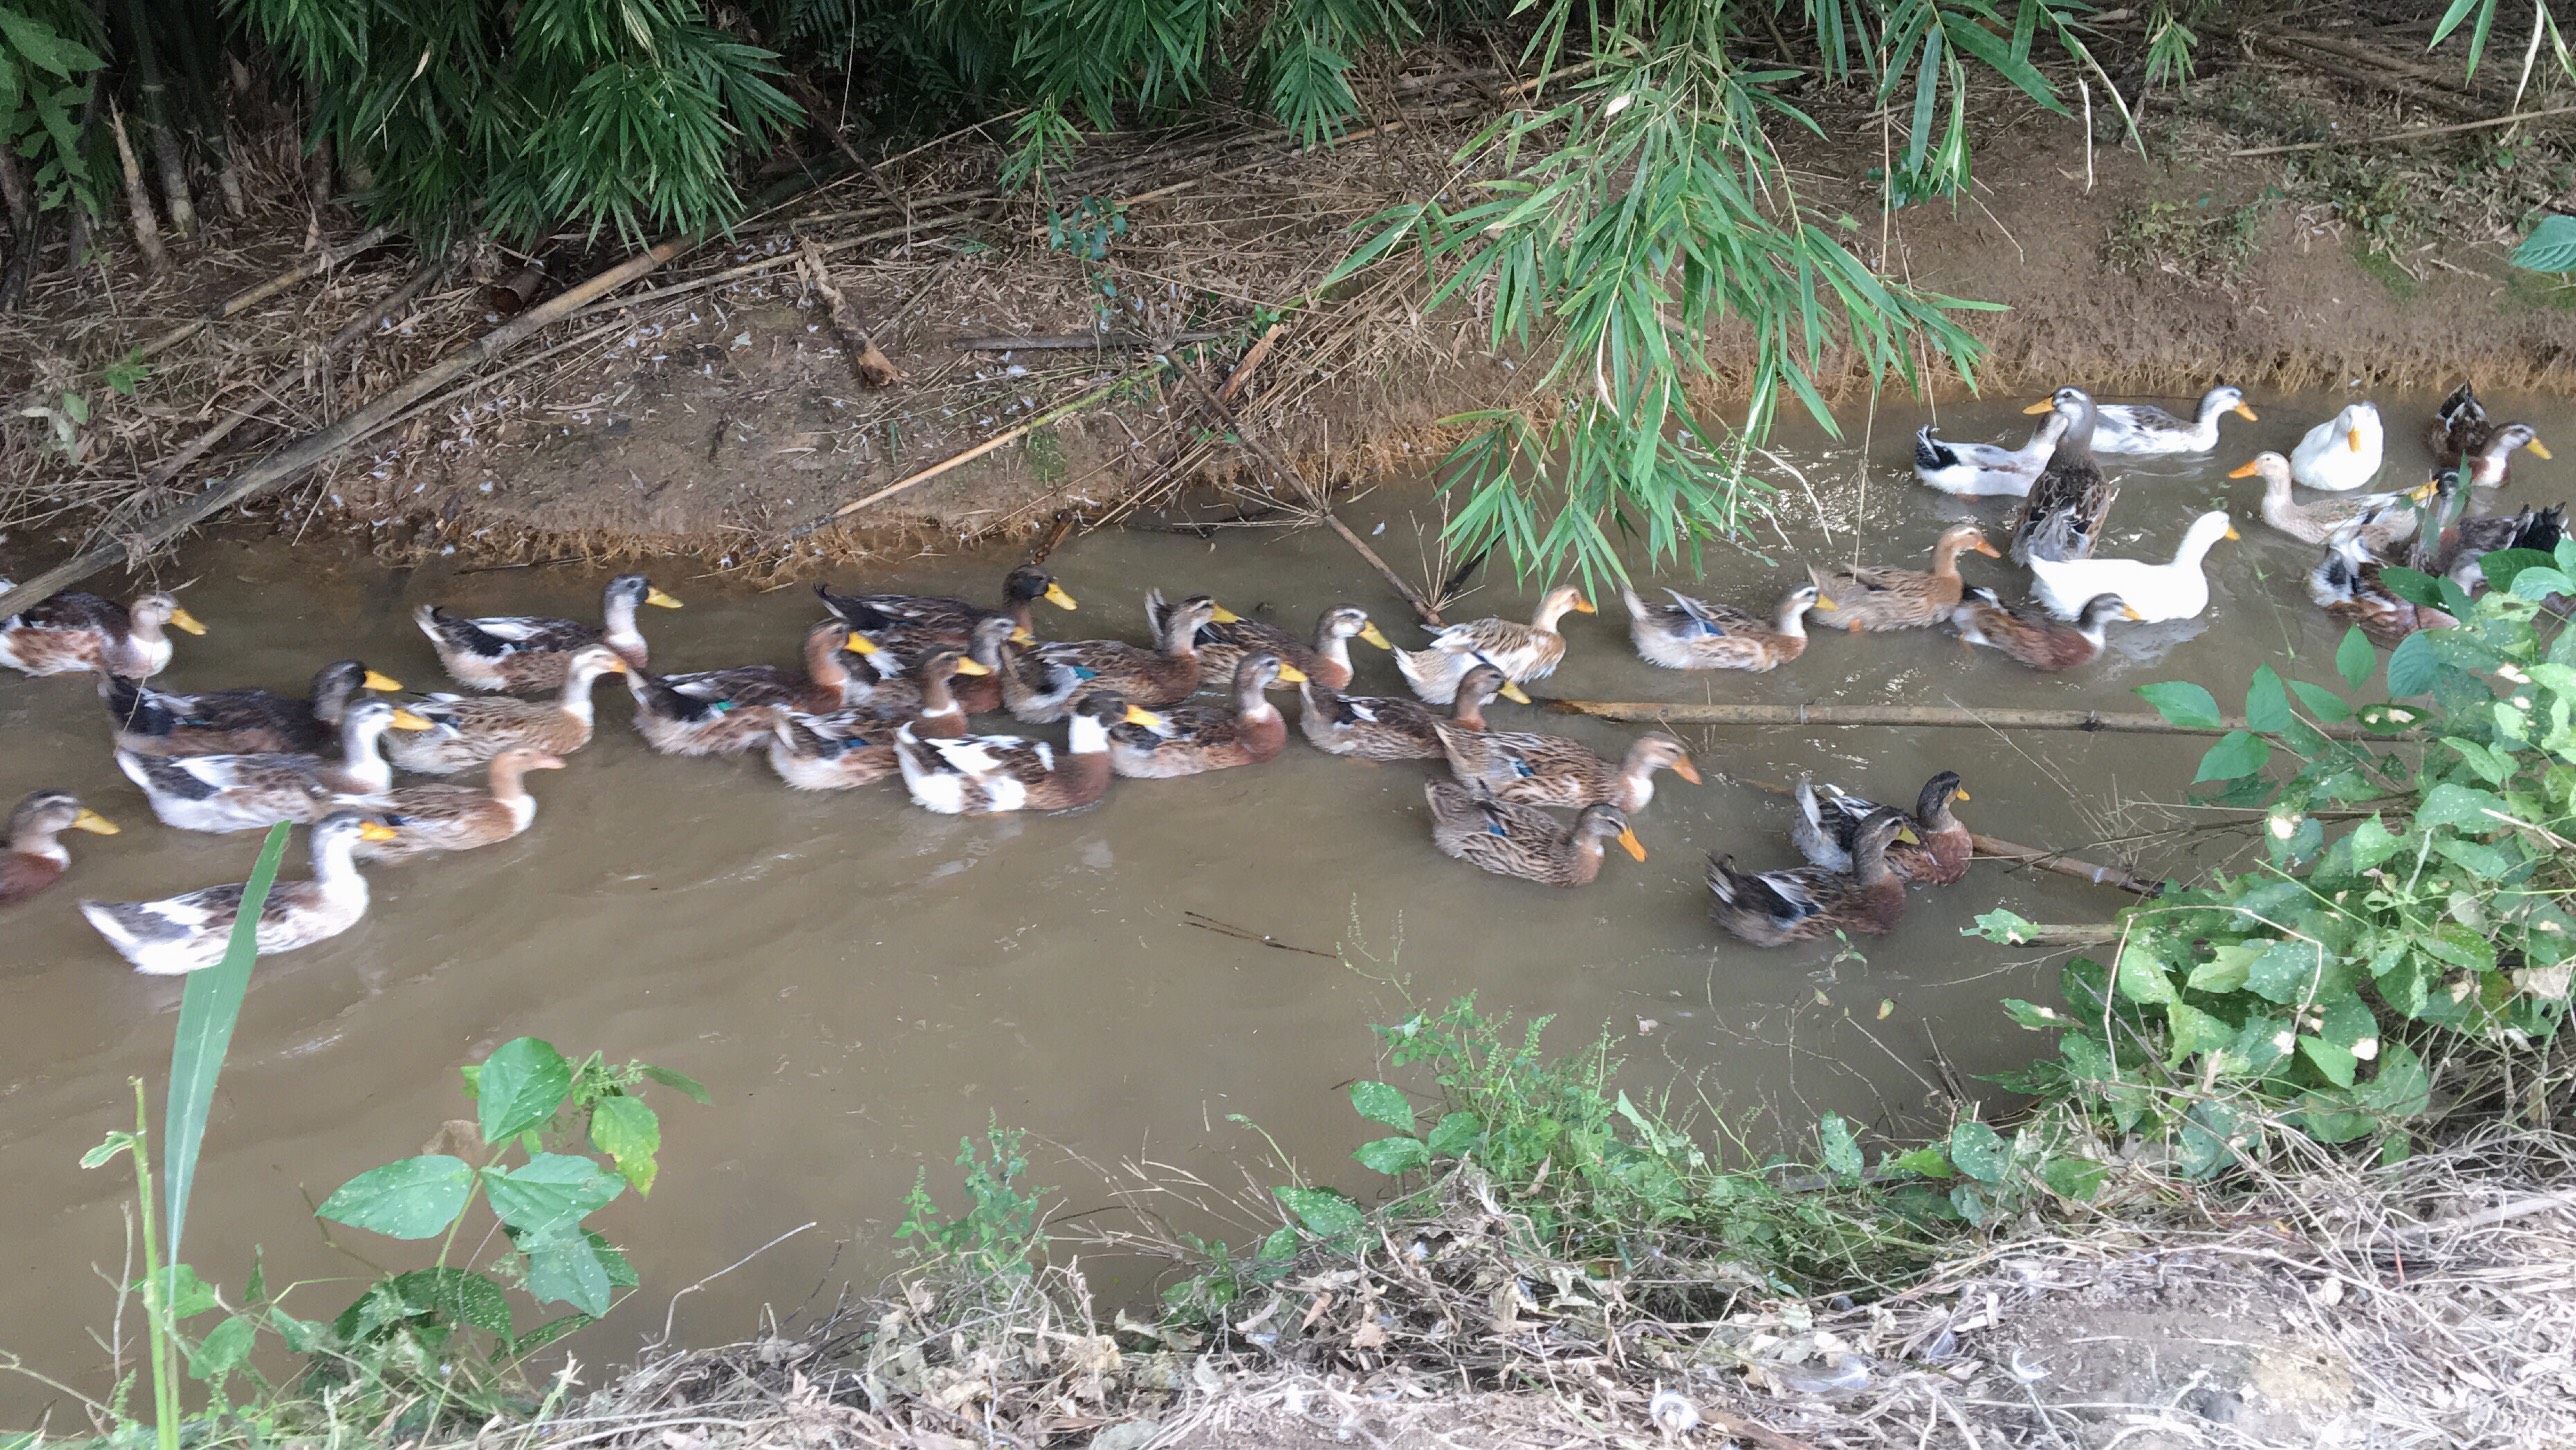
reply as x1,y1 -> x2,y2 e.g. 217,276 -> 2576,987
898,1118 -> 1051,1278
2100,195 -> 2265,285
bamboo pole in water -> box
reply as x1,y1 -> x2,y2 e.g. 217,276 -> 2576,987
1542,698 -> 2404,740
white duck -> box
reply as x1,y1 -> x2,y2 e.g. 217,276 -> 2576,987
2091,385 -> 2258,456
1911,409 -> 2067,497
2289,401 -> 2384,492
80,812 -> 399,975
2027,511 -> 2238,622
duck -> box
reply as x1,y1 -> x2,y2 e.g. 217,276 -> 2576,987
385,645 -> 627,774
1,792 -> 118,907
894,692 -> 1159,814
1622,583 -> 1828,670
1424,781 -> 1642,887
1431,724 -> 1699,814
2027,511 -> 2236,622
2409,470 -> 2567,593
767,711 -> 901,790
2231,451 -> 2430,552
827,644 -> 991,734
817,564 -> 1075,648
1008,591 -> 1216,721
1299,663 -> 1520,761
1951,589 -> 2135,671
117,699 -> 432,833
1154,600 -> 1390,691
2289,401 -> 2384,492
1396,585 -> 1592,704
0,587 -> 203,677
1791,773 -> 1973,885
1108,653 -> 1305,778
2090,384 -> 2258,456
1912,410 -> 2066,497
2009,387 -> 2116,564
415,573 -> 680,692
2310,528 -> 2456,649
101,659 -> 401,757
622,623 -> 875,757
359,747 -> 565,861
1706,809 -> 1916,947
2424,383 -> 2553,487
80,812 -> 399,975
1809,524 -> 1998,632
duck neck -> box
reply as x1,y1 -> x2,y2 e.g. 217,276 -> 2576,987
1234,675 -> 1280,728
1928,535 -> 1972,579
311,669 -> 358,726
9,818 -> 66,864
1914,783 -> 1957,833
1852,839 -> 1897,887
1449,690 -> 1489,731
557,663 -> 608,723
311,830 -> 370,901
339,717 -> 396,791
1160,613 -> 1202,658
601,589 -> 643,652
487,759 -> 542,825
1772,597 -> 1811,637
1066,710 -> 1112,756
1531,597 -> 1577,633
915,665 -> 964,725
126,608 -> 167,650
806,631 -> 853,693
2471,437 -> 2515,487
1311,622 -> 1356,678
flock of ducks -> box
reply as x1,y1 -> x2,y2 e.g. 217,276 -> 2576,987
0,383 -> 2557,968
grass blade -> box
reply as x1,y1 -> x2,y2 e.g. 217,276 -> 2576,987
163,820 -> 291,1270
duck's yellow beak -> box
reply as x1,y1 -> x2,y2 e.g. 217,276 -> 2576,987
2023,398 -> 2057,415
2122,605 -> 2145,621
1044,582 -> 1078,610
1499,681 -> 1532,704
2348,427 -> 2365,453
1617,826 -> 1647,862
1952,787 -> 1971,802
952,656 -> 992,677
1359,622 -> 1393,650
1207,603 -> 1241,624
1971,537 -> 2002,559
598,656 -> 628,674
1672,757 -> 1702,785
361,670 -> 403,692
1274,662 -> 1308,684
70,808 -> 117,836
1571,595 -> 1597,614
1010,625 -> 1038,646
2233,402 -> 2259,422
2227,459 -> 2262,479
1122,705 -> 1162,727
168,608 -> 207,636
1813,596 -> 1839,610
2529,439 -> 2554,461
1896,825 -> 1922,845
2223,525 -> 2242,541
358,820 -> 401,842
389,708 -> 433,730
2408,478 -> 2441,503
844,632 -> 878,655
647,588 -> 683,609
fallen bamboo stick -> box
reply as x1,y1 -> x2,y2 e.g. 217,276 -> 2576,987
1541,699 -> 2404,740
137,223 -> 392,358
1728,776 -> 2163,897
0,237 -> 689,620
951,331 -> 1221,352
2229,103 -> 2576,157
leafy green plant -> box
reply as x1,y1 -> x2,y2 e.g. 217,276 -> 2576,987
0,0 -> 106,215
1983,549 -> 2576,1164
897,1117 -> 1051,1277
2512,213 -> 2576,273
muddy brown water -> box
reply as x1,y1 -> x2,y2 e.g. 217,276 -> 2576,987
0,387 -> 2555,1409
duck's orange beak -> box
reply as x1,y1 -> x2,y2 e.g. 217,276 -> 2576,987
362,670 -> 403,691
71,808 -> 117,835
952,656 -> 992,676
2232,402 -> 2259,422
1672,757 -> 1702,785
1044,582 -> 1078,610
1571,595 -> 1597,614
1617,827 -> 1647,862
168,608 -> 207,636
2227,460 -> 2262,479
2023,399 -> 2057,415
358,820 -> 401,842
2529,439 -> 2554,461
389,709 -> 433,730
646,588 -> 683,609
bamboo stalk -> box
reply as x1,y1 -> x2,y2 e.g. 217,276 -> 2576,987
138,224 -> 392,358
951,331 -> 1222,352
109,103 -> 168,277
2229,104 -> 2576,158
0,237 -> 691,622
1540,699 -> 2404,740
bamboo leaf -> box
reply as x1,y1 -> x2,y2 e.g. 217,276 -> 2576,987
164,821 -> 290,1278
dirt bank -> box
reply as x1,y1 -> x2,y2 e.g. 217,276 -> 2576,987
5,34 -> 2574,590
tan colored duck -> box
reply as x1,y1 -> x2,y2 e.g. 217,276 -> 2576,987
1951,589 -> 2134,672
102,660 -> 400,756
1623,583 -> 1827,670
117,699 -> 431,833
817,564 -> 1076,649
2232,451 -> 2431,552
81,812 -> 398,975
415,574 -> 679,692
1425,781 -> 1642,887
1108,653 -> 1304,777
1792,772 -> 1972,885
360,748 -> 565,861
834,643 -> 992,727
1432,723 -> 1699,814
1707,809 -> 1916,947
1009,591 -> 1216,721
1809,524 -> 1998,632
1153,600 -> 1390,690
1299,663 -> 1520,760
895,693 -> 1159,814
623,623 -> 874,757
0,587 -> 203,677
387,646 -> 626,774
1397,585 -> 1591,704
2426,383 -> 2553,487
2,792 -> 118,907
2009,387 -> 2117,564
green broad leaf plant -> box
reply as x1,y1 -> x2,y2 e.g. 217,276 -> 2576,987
1982,545 -> 2576,1165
